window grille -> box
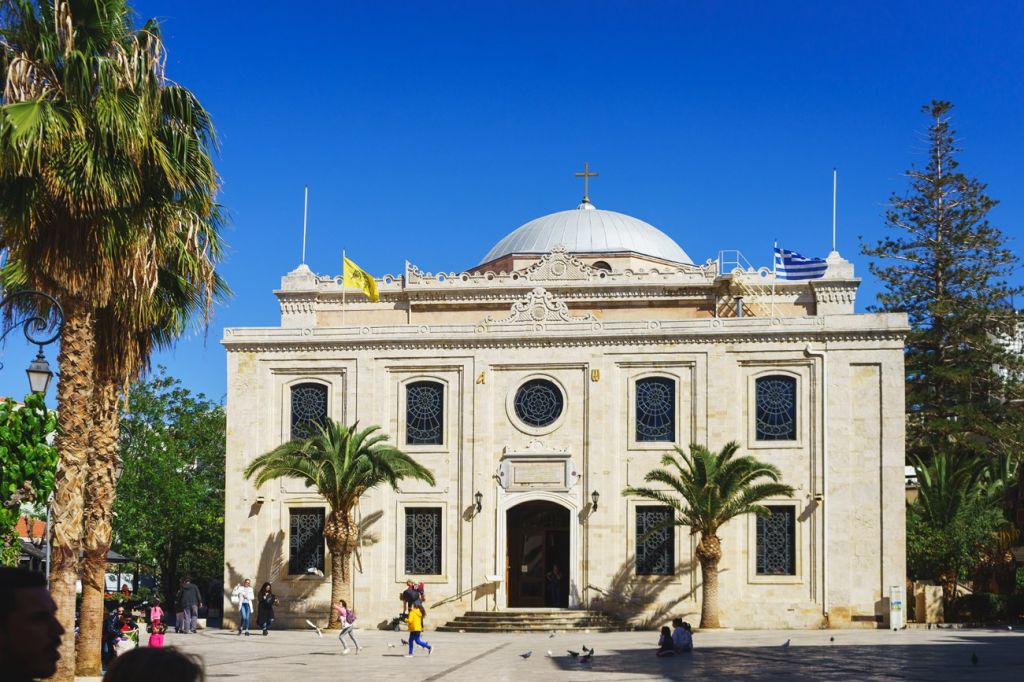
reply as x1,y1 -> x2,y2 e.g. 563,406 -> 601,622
289,508 -> 325,575
406,381 -> 444,445
756,506 -> 796,575
290,383 -> 328,440
405,507 -> 442,575
755,376 -> 797,440
636,505 -> 675,575
513,379 -> 564,427
636,377 -> 676,442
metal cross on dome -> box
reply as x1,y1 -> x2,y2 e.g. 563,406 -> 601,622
574,162 -> 598,204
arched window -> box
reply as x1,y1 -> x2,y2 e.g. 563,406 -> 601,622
406,381 -> 444,445
513,378 -> 564,428
755,375 -> 797,441
592,260 -> 612,272
635,377 -> 675,442
290,382 -> 328,440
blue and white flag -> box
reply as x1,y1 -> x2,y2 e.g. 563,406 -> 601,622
773,246 -> 827,280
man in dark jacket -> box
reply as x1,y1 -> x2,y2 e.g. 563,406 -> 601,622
102,605 -> 124,665
176,577 -> 203,634
0,567 -> 65,682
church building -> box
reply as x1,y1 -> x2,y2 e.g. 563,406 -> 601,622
222,181 -> 908,629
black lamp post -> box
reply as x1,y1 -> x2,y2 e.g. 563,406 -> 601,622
474,491 -> 483,514
591,490 -> 600,511
0,290 -> 64,395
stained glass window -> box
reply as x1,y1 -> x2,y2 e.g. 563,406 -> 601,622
636,506 -> 675,575
290,382 -> 328,440
406,381 -> 444,445
755,376 -> 797,440
289,508 -> 325,575
756,506 -> 796,575
636,377 -> 676,442
513,379 -> 564,428
405,508 -> 442,575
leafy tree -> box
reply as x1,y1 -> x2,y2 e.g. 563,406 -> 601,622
112,369 -> 225,611
861,100 -> 1024,466
622,442 -> 794,628
0,2 -> 224,676
906,452 -> 1010,603
245,420 -> 435,628
0,393 -> 57,565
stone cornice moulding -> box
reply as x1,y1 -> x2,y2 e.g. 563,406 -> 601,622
485,287 -> 598,325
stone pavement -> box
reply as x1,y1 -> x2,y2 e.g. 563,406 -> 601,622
80,626 -> 1024,681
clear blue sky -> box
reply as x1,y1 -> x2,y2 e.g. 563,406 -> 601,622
2,0 -> 1022,403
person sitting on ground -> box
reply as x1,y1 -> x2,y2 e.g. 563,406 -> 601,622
0,567 -> 65,682
102,646 -> 205,682
656,625 -> 676,657
671,619 -> 693,653
149,622 -> 167,648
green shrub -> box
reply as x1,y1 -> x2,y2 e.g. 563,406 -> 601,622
950,593 -> 1006,622
1007,593 -> 1024,622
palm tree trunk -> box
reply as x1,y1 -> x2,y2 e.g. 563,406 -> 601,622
324,509 -> 358,628
696,533 -> 723,629
76,379 -> 121,676
48,299 -> 96,682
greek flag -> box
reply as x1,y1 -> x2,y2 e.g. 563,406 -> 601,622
774,245 -> 827,280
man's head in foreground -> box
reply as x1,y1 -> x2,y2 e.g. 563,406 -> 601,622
0,567 -> 64,681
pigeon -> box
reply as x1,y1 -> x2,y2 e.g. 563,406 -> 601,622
580,651 -> 593,663
582,645 -> 591,653
829,636 -> 834,642
549,631 -> 556,638
304,620 -> 322,637
567,650 -> 579,658
546,650 -> 554,657
781,639 -> 791,648
387,643 -> 396,649
305,567 -> 324,577
401,638 -> 408,645
971,652 -> 978,666
520,651 -> 533,659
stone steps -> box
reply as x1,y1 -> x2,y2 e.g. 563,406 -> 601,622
437,610 -> 623,633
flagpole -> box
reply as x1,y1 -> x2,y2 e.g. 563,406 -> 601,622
302,186 -> 309,264
342,249 -> 346,326
770,240 -> 777,319
831,168 -> 837,253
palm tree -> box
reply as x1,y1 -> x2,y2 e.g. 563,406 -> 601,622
1,2 -> 223,676
622,441 -> 794,628
245,420 -> 436,627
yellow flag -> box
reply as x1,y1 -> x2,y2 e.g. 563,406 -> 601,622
342,256 -> 380,302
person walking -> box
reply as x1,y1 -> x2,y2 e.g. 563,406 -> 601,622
405,604 -> 432,657
333,599 -> 363,654
176,577 -> 203,634
231,579 -> 255,636
257,582 -> 277,636
148,599 -> 164,629
173,580 -> 185,634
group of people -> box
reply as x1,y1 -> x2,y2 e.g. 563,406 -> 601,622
230,578 -> 277,636
656,618 -> 694,657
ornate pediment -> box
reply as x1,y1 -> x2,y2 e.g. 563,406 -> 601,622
485,287 -> 597,324
521,246 -> 595,282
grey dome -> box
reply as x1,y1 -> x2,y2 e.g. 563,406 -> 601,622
479,202 -> 692,266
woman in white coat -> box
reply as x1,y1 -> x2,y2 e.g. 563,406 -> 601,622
231,578 -> 255,635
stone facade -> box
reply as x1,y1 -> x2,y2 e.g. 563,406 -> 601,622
223,243 -> 907,630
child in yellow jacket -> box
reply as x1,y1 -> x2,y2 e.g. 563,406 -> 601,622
405,606 -> 432,657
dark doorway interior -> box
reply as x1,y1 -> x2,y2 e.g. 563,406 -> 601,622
506,501 -> 570,607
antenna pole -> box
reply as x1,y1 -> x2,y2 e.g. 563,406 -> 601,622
302,186 -> 309,264
831,168 -> 837,253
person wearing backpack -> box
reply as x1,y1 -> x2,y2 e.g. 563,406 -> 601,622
333,599 -> 363,655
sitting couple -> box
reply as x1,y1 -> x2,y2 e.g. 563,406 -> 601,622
656,618 -> 693,657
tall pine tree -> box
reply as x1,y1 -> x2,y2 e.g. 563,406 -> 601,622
863,100 -> 1023,465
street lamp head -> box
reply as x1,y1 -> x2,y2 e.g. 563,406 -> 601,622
591,490 -> 600,511
474,490 -> 483,514
26,347 -> 53,395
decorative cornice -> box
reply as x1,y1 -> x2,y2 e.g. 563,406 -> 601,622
485,287 -> 597,324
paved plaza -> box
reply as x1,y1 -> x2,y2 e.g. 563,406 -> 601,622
79,626 -> 1023,681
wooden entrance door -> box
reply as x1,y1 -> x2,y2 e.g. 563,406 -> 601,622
506,501 -> 570,607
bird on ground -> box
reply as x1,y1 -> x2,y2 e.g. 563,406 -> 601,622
567,650 -> 579,658
549,631 -> 556,638
781,639 -> 791,648
971,652 -> 978,666
520,651 -> 533,659
582,645 -> 591,653
580,651 -> 593,663
387,643 -> 396,649
401,638 -> 408,645
829,636 -> 834,642
304,620 -> 322,637
546,650 -> 554,657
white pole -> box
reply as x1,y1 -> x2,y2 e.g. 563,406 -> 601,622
341,249 -> 346,326
302,186 -> 309,264
770,241 -> 777,319
831,168 -> 837,253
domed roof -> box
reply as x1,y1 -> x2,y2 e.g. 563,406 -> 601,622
479,201 -> 692,266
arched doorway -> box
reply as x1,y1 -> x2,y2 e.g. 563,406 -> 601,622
506,501 -> 570,607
